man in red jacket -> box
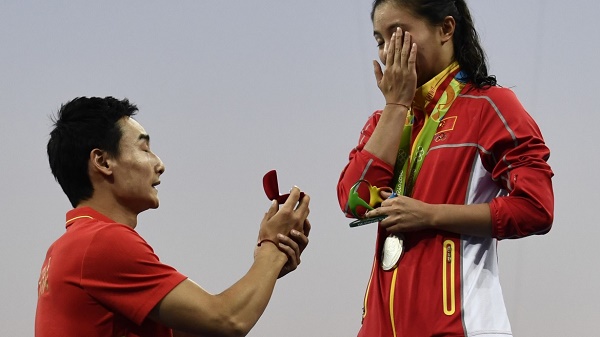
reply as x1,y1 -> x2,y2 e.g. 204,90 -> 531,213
36,96 -> 311,337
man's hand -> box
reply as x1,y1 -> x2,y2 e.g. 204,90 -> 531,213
257,187 -> 310,244
256,186 -> 311,277
276,219 -> 311,278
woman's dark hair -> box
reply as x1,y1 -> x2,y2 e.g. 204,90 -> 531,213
371,0 -> 497,88
47,97 -> 138,207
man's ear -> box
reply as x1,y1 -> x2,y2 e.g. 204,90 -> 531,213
440,16 -> 456,43
89,148 -> 113,176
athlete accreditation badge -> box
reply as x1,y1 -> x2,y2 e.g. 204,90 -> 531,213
381,234 -> 404,270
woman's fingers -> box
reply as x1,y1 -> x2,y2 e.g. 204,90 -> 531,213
394,27 -> 403,66
408,42 -> 417,72
373,60 -> 383,84
401,31 -> 412,68
386,31 -> 396,67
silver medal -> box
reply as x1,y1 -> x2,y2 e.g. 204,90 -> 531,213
381,234 -> 404,270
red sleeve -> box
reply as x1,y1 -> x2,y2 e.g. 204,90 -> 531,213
478,88 -> 554,239
81,225 -> 188,325
337,110 -> 395,218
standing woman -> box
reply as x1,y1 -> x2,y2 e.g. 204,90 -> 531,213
337,1 -> 554,336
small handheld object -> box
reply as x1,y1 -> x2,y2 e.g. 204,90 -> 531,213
348,180 -> 396,228
263,170 -> 305,203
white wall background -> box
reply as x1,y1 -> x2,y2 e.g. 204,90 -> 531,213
1,0 -> 598,336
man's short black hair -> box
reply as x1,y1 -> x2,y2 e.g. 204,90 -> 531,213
47,97 -> 138,207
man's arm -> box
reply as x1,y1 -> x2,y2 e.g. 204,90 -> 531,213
150,188 -> 310,337
152,244 -> 286,337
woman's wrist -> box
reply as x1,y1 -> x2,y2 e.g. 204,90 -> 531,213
385,102 -> 411,110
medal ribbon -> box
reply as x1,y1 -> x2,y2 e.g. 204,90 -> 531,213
392,62 -> 466,196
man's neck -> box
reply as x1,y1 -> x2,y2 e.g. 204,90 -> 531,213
77,199 -> 139,229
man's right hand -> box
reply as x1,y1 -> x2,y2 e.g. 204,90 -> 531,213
257,186 -> 310,245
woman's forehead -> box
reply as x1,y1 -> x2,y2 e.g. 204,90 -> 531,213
373,3 -> 418,31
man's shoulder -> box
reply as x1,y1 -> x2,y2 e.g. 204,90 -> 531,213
66,219 -> 140,244
87,222 -> 149,250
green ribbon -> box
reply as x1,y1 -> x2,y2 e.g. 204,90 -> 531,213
392,69 -> 466,196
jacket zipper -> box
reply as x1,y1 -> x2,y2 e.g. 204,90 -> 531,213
443,240 -> 456,316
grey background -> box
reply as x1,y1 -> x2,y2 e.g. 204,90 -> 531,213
1,0 -> 598,336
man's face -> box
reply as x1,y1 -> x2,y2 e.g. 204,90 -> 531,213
109,117 -> 165,213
